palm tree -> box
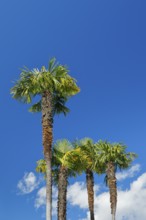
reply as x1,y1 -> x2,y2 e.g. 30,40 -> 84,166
53,139 -> 77,220
75,138 -> 103,220
96,141 -> 137,220
36,139 -> 79,220
11,58 -> 80,220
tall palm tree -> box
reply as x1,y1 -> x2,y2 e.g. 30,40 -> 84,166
75,138 -> 103,220
96,141 -> 137,220
36,139 -> 79,220
11,58 -> 80,220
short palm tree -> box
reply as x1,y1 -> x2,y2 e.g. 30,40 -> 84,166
53,139 -> 77,220
36,139 -> 79,220
75,138 -> 103,220
96,141 -> 137,220
11,58 -> 80,220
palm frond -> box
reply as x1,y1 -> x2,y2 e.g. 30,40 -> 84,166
36,159 -> 46,175
53,95 -> 70,116
48,58 -> 57,73
29,100 -> 42,112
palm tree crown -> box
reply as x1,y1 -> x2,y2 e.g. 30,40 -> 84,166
96,141 -> 136,170
11,58 -> 80,114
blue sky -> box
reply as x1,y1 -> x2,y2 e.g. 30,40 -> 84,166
1,0 -> 146,219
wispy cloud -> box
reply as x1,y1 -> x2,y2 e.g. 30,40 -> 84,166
35,186 -> 58,216
17,172 -> 41,194
35,186 -> 46,208
116,164 -> 140,181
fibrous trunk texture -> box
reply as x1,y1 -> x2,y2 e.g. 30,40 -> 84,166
58,166 -> 68,220
106,162 -> 117,220
42,91 -> 53,220
86,169 -> 95,220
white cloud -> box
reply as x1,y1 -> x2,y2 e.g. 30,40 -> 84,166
69,173 -> 146,220
67,182 -> 88,209
18,168 -> 146,219
67,182 -> 99,209
116,164 -> 140,181
35,186 -> 58,216
35,186 -> 46,208
17,172 -> 41,194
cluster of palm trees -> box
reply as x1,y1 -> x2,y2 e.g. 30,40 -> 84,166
36,138 -> 136,220
11,58 -> 137,220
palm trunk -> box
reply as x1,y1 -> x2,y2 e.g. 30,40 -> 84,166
57,166 -> 68,220
42,91 -> 53,220
106,162 -> 117,220
86,169 -> 95,220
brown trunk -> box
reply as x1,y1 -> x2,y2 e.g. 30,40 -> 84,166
106,162 -> 117,220
86,169 -> 95,220
42,91 -> 53,220
58,166 -> 68,220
